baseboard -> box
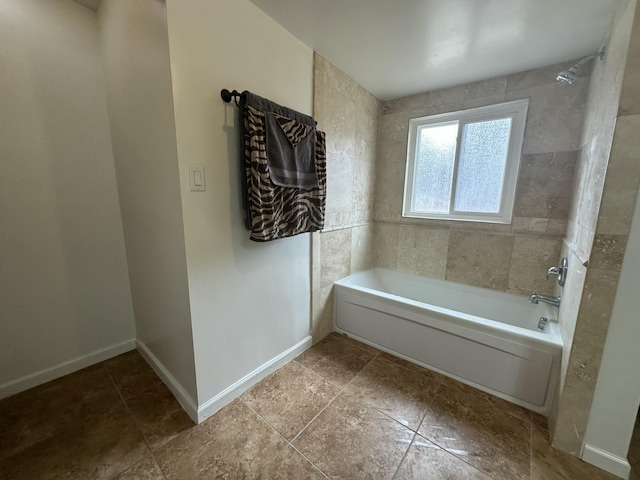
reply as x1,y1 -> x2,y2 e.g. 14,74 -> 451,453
0,338 -> 136,400
582,443 -> 631,479
135,339 -> 199,423
196,335 -> 312,423
2,334 -> 313,427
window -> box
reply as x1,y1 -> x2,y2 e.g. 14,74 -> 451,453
402,99 -> 528,223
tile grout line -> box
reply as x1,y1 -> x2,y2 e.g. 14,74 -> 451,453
410,387 -> 499,479
390,431 -> 418,480
299,335 -> 535,478
412,433 -> 496,479
236,400 -> 287,475
105,368 -> 152,449
286,376 -> 348,444
152,454 -> 169,480
238,398 -> 332,479
304,346 -> 422,479
372,382 -> 439,436
244,358 -> 344,445
239,397 -> 289,446
417,389 -> 517,479
241,340 -> 381,449
330,348 -> 461,441
284,349 -> 385,478
287,443 -> 332,480
290,359 -> 345,388
103,365 -> 161,479
288,345 -> 382,445
252,336 -> 532,479
390,384 -> 455,478
104,353 -> 195,480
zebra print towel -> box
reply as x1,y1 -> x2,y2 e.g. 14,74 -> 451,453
241,92 -> 326,242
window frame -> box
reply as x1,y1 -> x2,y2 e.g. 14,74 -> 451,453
402,99 -> 529,224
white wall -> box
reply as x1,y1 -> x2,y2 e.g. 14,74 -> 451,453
165,0 -> 314,409
97,0 -> 198,407
0,0 -> 135,397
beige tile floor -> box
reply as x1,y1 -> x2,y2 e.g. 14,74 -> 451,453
0,332 -> 631,479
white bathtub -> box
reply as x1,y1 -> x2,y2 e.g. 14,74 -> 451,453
333,268 -> 563,415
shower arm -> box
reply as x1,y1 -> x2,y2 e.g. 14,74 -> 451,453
569,47 -> 606,72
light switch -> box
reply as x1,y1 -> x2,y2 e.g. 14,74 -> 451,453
194,170 -> 203,186
189,166 -> 205,191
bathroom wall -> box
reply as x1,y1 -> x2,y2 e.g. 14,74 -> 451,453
0,0 -> 136,397
552,0 -> 639,456
583,168 -> 640,476
311,54 -> 381,341
165,0 -> 314,411
97,0 -> 198,407
373,63 -> 589,295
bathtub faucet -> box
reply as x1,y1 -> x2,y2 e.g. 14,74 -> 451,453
529,292 -> 561,308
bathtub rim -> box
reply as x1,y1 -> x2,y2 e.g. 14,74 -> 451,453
334,267 -> 562,347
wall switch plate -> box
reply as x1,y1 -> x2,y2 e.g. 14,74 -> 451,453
189,166 -> 205,191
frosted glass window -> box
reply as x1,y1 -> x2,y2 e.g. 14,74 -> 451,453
454,118 -> 512,213
413,123 -> 457,213
403,99 -> 528,224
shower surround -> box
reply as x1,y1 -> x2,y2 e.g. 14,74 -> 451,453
372,60 -> 589,296
312,54 -> 589,343
553,0 -> 640,458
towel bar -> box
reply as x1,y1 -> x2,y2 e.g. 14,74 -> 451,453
221,89 -> 244,106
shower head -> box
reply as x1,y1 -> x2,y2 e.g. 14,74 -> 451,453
556,67 -> 579,85
556,47 -> 606,85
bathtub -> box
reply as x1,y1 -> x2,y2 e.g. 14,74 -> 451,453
333,268 -> 563,415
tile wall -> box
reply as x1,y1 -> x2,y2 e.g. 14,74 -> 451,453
311,54 -> 380,341
553,0 -> 640,455
373,62 -> 590,296
311,55 -> 592,341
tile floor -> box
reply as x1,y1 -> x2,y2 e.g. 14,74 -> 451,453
0,332 -> 629,479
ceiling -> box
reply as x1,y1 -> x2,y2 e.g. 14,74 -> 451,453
250,0 -> 620,100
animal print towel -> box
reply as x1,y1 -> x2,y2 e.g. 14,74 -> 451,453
241,92 -> 326,242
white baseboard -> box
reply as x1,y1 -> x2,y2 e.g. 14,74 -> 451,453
135,339 -> 199,423
196,335 -> 312,423
2,334 -> 313,429
582,443 -> 631,479
0,338 -> 136,400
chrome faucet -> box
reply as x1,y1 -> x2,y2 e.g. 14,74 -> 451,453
546,257 -> 568,286
529,292 -> 561,308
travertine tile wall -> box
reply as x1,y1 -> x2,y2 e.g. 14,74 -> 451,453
311,54 -> 380,341
552,0 -> 640,455
373,62 -> 590,296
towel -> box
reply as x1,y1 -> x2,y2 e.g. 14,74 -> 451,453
245,92 -> 318,189
264,112 -> 318,189
240,91 -> 326,242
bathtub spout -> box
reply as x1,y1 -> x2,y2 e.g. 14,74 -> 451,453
529,292 -> 561,308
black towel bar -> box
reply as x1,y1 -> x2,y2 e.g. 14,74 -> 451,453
221,89 -> 244,106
